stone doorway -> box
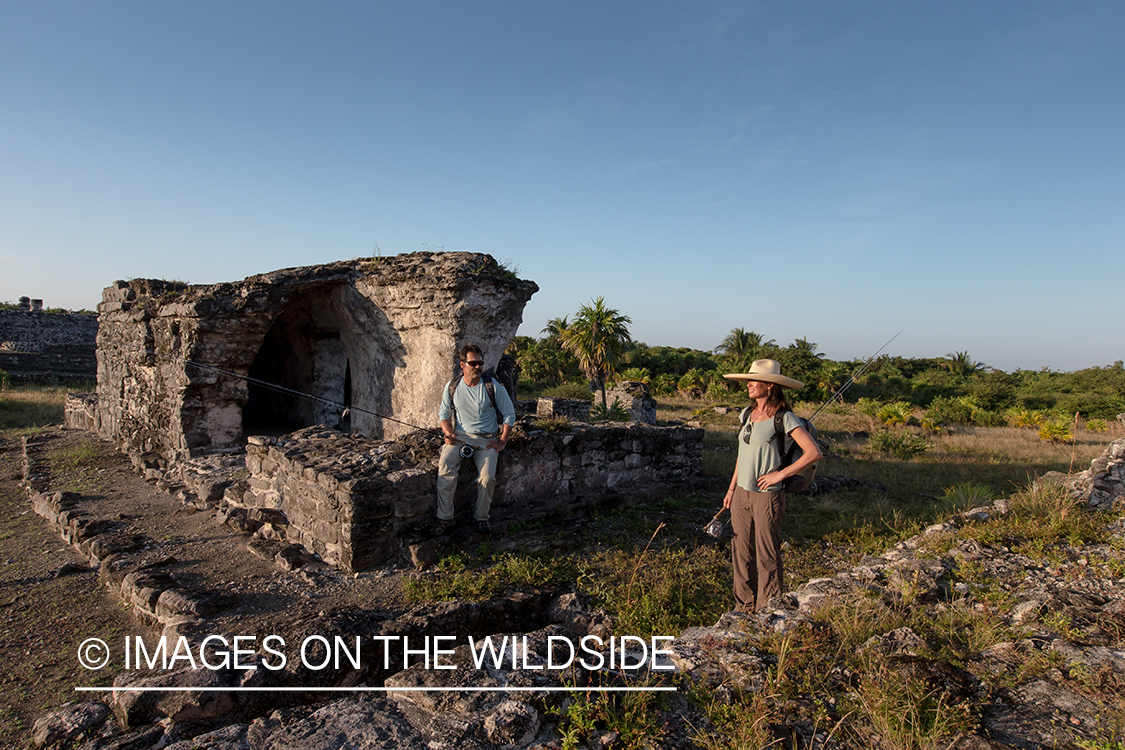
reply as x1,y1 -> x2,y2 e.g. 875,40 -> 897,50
243,285 -> 355,436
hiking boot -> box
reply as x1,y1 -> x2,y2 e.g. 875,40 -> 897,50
432,518 -> 453,536
476,520 -> 492,535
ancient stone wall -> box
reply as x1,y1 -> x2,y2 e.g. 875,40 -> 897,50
0,301 -> 97,378
234,421 -> 704,572
1044,436 -> 1125,510
604,381 -> 657,424
535,397 -> 592,422
90,253 -> 537,464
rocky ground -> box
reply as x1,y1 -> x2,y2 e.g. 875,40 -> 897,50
5,427 -> 1125,749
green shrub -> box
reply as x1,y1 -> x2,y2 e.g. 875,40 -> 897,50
533,416 -> 572,433
876,401 -> 915,426
1085,418 -> 1108,433
867,429 -> 930,459
856,397 -> 884,417
677,368 -> 708,398
972,409 -> 1007,427
1037,418 -> 1074,443
943,482 -> 997,511
651,373 -> 679,396
590,399 -> 630,422
853,665 -> 975,749
705,377 -> 733,401
925,396 -> 975,425
1005,407 -> 1046,428
617,367 -> 651,384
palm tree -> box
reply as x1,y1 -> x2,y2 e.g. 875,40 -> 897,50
789,337 -> 825,359
716,328 -> 772,359
943,351 -> 987,378
559,297 -> 632,408
541,316 -> 569,341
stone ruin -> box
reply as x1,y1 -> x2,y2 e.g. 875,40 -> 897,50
1043,435 -> 1125,511
66,251 -> 706,572
0,296 -> 97,379
535,382 -> 658,424
84,252 -> 538,460
237,420 -> 702,571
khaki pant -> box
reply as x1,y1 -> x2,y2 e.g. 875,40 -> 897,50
436,432 -> 498,522
730,485 -> 786,612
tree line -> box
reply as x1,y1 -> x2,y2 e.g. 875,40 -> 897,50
509,301 -> 1125,421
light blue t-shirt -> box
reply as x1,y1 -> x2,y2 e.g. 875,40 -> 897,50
735,408 -> 802,492
439,377 -> 516,435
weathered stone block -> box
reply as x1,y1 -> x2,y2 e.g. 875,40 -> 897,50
625,453 -> 652,469
396,492 -> 436,518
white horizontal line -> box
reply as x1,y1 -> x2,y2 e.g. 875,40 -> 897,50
76,686 -> 677,693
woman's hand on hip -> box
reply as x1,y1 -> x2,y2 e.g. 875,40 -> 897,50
756,471 -> 785,491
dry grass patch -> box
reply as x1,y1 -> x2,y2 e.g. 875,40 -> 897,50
0,383 -> 78,429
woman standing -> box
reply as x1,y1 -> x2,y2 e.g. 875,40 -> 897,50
722,359 -> 823,612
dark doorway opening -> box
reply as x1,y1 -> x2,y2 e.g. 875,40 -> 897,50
242,288 -> 351,436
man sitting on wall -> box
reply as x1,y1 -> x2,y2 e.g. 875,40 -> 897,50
434,343 -> 516,535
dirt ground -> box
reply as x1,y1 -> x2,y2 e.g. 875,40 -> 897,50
0,431 -> 137,741
0,427 -> 410,745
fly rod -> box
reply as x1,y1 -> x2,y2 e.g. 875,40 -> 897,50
808,330 -> 902,422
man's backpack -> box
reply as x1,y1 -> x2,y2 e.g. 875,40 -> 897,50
739,407 -> 821,493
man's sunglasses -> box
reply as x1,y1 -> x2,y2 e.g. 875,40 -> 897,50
462,360 -> 484,368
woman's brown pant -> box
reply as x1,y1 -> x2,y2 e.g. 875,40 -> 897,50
730,485 -> 786,612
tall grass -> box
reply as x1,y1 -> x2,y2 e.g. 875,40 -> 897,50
0,382 -> 89,429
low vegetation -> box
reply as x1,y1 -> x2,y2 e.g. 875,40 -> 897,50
512,320 -> 1125,425
405,393 -> 1122,749
0,379 -> 92,430
3,348 -> 1122,747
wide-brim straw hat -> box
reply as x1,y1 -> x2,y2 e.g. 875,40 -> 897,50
723,359 -> 804,390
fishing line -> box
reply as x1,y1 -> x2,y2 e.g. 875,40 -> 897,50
108,342 -> 446,439
180,358 -> 473,453
809,331 -> 902,423
181,358 -> 438,435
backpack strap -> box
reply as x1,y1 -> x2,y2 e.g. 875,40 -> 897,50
447,373 -> 501,432
448,374 -> 461,429
482,373 -> 500,417
742,406 -> 786,446
773,408 -> 793,465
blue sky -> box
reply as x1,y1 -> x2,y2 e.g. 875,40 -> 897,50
2,2 -> 1122,372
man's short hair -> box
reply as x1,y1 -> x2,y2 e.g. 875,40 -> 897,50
460,344 -> 483,361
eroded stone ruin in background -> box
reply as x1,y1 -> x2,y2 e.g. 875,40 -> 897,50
0,296 -> 97,379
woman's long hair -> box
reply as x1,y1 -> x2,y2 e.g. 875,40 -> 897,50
760,381 -> 792,415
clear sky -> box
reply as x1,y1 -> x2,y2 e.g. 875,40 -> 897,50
2,2 -> 1122,372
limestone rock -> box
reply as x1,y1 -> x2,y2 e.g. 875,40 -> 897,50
247,697 -> 430,749
112,667 -> 238,729
1043,437 -> 1125,509
32,701 -> 111,747
480,700 -> 541,747
408,540 -> 440,568
604,381 -> 657,425
163,724 -> 250,750
858,627 -> 928,657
